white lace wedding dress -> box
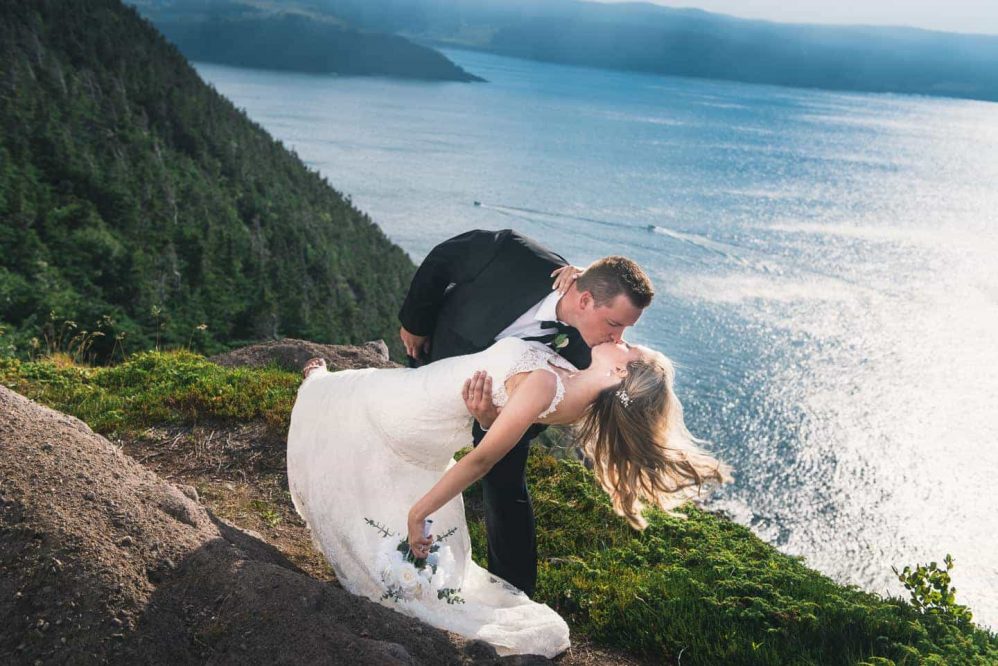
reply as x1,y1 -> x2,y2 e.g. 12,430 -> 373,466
287,337 -> 573,658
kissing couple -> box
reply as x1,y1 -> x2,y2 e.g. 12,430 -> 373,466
287,229 -> 731,657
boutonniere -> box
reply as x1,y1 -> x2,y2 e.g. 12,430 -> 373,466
553,333 -> 569,350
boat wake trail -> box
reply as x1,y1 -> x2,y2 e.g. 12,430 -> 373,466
476,200 -> 780,273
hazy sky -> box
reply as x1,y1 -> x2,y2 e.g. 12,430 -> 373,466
593,0 -> 998,36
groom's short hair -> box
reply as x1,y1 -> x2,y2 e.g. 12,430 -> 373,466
576,256 -> 654,308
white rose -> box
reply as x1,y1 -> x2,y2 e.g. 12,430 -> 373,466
376,545 -> 405,583
392,561 -> 425,599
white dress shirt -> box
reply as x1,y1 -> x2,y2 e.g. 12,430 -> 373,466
495,289 -> 564,342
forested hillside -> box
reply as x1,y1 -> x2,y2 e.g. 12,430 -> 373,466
0,0 -> 415,362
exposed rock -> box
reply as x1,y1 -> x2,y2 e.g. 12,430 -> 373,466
178,485 -> 199,503
209,338 -> 397,372
0,386 -> 546,665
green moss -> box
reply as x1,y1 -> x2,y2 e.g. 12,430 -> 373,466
3,353 -> 996,664
0,351 -> 296,435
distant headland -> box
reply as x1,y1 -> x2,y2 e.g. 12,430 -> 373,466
131,2 -> 484,82
281,0 -> 998,102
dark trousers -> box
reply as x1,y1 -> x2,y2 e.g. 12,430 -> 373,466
414,355 -> 542,597
473,421 -> 543,598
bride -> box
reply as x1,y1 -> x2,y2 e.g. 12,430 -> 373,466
287,334 -> 730,658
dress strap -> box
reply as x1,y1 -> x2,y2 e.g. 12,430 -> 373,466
491,340 -> 576,419
535,364 -> 566,419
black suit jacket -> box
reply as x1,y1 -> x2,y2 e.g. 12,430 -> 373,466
399,229 -> 592,371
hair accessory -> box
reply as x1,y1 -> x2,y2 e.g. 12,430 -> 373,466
615,388 -> 632,408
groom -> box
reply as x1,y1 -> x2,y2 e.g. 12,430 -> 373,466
398,228 -> 653,597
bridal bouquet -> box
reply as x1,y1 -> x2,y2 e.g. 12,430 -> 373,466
364,517 -> 465,604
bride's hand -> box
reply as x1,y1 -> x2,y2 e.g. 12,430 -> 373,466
551,265 -> 582,294
407,514 -> 433,559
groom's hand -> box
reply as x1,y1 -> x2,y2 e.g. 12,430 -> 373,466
462,370 -> 500,429
400,326 -> 431,360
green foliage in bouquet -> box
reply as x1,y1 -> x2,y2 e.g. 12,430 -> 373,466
364,518 -> 464,604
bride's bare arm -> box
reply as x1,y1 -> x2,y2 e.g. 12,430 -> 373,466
406,370 -> 557,556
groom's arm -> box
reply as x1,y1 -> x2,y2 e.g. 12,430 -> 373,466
398,229 -> 506,337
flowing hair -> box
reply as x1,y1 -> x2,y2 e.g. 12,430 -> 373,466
576,351 -> 732,529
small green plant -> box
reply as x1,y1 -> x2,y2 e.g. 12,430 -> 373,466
893,554 -> 972,623
250,499 -> 282,527
151,305 -> 166,350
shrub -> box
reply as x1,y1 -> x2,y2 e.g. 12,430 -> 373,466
893,554 -> 973,624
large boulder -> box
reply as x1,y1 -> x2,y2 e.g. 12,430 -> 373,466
0,386 -> 532,665
209,338 -> 398,372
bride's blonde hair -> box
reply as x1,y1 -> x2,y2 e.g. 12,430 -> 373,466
576,351 -> 732,529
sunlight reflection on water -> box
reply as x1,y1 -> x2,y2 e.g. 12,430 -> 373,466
196,50 -> 998,626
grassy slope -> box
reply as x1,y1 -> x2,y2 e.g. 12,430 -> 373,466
2,351 -> 996,664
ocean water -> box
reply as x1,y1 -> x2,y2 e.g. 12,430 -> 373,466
194,49 -> 998,627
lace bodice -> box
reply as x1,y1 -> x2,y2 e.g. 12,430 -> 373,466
489,338 -> 577,419
306,337 -> 579,471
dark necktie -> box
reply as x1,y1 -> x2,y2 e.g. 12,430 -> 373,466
523,320 -> 573,349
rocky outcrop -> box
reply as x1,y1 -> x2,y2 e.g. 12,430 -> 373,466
0,386 -> 540,664
209,338 -> 398,372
